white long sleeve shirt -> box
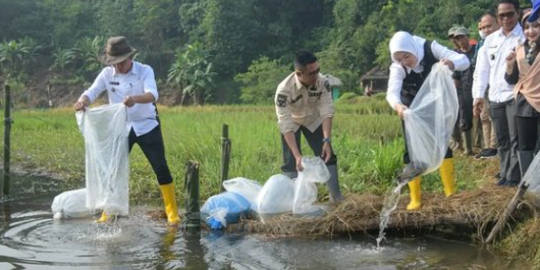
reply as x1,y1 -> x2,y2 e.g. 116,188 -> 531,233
386,40 -> 470,109
80,61 -> 160,136
472,25 -> 525,102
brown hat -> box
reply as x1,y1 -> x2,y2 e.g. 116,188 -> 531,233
99,36 -> 137,65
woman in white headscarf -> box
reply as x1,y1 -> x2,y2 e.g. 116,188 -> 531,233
386,31 -> 469,211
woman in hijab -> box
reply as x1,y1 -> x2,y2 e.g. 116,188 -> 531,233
505,9 -> 540,178
386,31 -> 470,210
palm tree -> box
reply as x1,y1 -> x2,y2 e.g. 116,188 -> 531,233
52,48 -> 76,73
74,36 -> 105,77
0,40 -> 30,78
183,63 -> 216,105
167,43 -> 216,105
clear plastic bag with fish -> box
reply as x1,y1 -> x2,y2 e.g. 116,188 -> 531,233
402,63 -> 459,179
76,103 -> 130,216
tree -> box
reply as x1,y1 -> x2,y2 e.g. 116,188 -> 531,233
52,48 -> 75,73
38,0 -> 99,47
235,57 -> 291,104
167,43 -> 216,105
73,36 -> 105,78
0,40 -> 31,78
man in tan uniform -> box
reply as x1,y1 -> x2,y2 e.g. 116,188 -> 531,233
274,50 -> 344,202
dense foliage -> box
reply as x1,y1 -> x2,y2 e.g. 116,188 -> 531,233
0,0 -> 531,104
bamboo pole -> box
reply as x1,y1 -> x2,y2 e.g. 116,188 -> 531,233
47,82 -> 53,108
3,84 -> 12,199
485,183 -> 529,244
220,124 -> 231,192
184,161 -> 200,230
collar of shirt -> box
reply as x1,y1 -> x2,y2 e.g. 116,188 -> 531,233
495,23 -> 523,38
112,61 -> 141,76
294,74 -> 307,91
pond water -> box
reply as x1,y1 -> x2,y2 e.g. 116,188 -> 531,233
0,174 -> 533,270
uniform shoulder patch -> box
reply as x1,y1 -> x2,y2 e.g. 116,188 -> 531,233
324,80 -> 331,92
276,94 -> 287,107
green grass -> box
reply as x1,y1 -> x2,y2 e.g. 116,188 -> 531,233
2,102 -> 494,201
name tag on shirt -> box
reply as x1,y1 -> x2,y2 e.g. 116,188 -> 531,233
110,82 -> 120,85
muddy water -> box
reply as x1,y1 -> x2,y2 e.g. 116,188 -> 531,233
0,174 -> 533,270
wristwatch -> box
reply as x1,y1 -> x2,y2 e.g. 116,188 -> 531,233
322,137 -> 331,143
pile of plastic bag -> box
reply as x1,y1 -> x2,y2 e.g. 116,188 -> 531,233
403,63 -> 459,175
200,156 -> 330,229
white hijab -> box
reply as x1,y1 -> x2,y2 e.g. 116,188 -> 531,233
389,31 -> 427,73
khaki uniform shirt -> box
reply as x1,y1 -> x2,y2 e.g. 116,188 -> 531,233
274,72 -> 334,134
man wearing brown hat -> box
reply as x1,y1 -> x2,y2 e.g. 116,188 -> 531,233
74,36 -> 180,225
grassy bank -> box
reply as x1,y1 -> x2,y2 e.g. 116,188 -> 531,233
4,95 -> 495,201
5,94 -> 540,267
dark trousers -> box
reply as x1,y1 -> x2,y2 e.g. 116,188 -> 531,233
281,125 -> 337,173
401,121 -> 452,164
459,90 -> 474,131
490,99 -> 521,182
129,125 -> 173,185
516,116 -> 540,152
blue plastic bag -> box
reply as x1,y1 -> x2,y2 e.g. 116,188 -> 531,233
200,192 -> 250,230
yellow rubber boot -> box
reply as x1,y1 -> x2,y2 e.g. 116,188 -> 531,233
160,183 -> 181,225
96,212 -> 108,223
439,158 -> 456,197
406,177 -> 422,210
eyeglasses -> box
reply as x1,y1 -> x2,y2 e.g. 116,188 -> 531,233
497,11 -> 515,19
297,67 -> 320,77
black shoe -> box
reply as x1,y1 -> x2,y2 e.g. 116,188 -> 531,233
474,149 -> 488,159
480,148 -> 497,159
496,177 -> 507,186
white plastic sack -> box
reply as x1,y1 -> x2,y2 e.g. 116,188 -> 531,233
523,154 -> 540,194
51,189 -> 92,219
292,157 -> 330,215
223,177 -> 262,211
76,104 -> 130,215
403,63 -> 459,175
256,174 -> 295,214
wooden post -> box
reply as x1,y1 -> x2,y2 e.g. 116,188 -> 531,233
184,161 -> 200,230
220,124 -> 231,192
3,84 -> 12,199
485,183 -> 529,244
47,82 -> 53,108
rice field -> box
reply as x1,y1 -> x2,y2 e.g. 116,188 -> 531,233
3,94 -> 497,201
